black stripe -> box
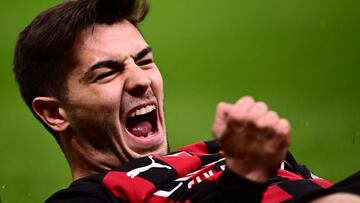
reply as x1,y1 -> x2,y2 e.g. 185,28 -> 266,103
204,140 -> 221,154
279,180 -> 324,203
199,153 -> 224,168
267,175 -> 289,186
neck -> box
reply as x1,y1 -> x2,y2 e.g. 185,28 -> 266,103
58,132 -> 124,181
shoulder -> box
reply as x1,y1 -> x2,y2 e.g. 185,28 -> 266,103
45,174 -> 122,203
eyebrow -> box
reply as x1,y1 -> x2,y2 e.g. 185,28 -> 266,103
90,60 -> 122,71
132,46 -> 152,61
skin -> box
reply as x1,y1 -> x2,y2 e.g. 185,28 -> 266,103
312,193 -> 360,203
212,96 -> 291,183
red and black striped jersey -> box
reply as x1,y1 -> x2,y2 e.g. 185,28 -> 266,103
46,140 -> 345,203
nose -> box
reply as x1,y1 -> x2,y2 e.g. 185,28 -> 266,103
124,63 -> 151,97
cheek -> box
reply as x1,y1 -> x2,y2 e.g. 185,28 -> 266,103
66,104 -> 120,151
65,88 -> 123,126
149,68 -> 164,99
65,91 -> 122,141
70,80 -> 123,105
67,100 -> 118,126
72,93 -> 119,112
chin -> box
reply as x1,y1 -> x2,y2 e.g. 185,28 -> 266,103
126,136 -> 168,159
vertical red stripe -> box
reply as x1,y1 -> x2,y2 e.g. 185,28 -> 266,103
103,171 -> 156,202
262,185 -> 293,203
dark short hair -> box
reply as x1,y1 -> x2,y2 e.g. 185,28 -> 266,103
13,0 -> 148,135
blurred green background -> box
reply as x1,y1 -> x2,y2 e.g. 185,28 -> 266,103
1,0 -> 360,202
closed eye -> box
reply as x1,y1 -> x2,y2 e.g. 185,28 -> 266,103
137,59 -> 153,66
88,60 -> 124,83
94,70 -> 118,82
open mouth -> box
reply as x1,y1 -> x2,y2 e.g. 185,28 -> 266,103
125,104 -> 158,138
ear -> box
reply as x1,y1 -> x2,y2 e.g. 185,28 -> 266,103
32,97 -> 70,132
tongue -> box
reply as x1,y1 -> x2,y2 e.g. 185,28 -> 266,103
128,120 -> 153,137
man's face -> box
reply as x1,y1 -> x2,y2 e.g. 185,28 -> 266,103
63,20 -> 168,164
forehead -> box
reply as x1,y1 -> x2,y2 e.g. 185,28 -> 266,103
72,20 -> 148,67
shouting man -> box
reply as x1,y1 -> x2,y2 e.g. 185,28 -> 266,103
13,0 -> 360,202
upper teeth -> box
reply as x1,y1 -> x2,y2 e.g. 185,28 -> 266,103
130,105 -> 156,117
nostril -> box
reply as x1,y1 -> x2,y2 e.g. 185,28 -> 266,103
129,84 -> 149,96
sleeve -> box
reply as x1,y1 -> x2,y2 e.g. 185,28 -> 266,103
291,170 -> 360,203
45,181 -> 124,203
329,170 -> 360,195
199,169 -> 268,203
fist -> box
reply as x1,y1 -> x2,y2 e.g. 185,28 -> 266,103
212,96 -> 291,182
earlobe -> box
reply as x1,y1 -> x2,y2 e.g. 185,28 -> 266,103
32,97 -> 70,132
